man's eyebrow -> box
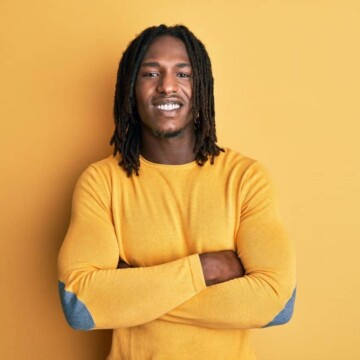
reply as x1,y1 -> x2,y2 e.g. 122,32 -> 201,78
140,61 -> 192,68
140,61 -> 160,67
176,62 -> 191,68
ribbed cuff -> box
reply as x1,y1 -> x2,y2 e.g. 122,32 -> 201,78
187,254 -> 207,293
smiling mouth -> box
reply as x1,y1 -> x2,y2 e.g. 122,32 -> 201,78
154,103 -> 181,111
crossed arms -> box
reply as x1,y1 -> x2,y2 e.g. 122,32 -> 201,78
58,163 -> 296,330
118,250 -> 245,286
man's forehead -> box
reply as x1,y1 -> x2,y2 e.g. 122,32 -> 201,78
141,35 -> 190,64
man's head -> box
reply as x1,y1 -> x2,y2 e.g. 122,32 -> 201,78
135,35 -> 194,140
111,24 -> 222,176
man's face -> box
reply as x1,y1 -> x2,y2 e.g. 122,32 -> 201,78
135,35 -> 194,138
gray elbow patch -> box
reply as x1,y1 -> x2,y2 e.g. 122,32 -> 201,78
263,287 -> 296,328
58,281 -> 95,330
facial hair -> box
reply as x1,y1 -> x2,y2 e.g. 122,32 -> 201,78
151,127 -> 184,139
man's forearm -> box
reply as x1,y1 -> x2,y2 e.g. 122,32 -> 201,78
118,250 -> 245,286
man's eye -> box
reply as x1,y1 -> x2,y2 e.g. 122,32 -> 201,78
177,73 -> 191,78
143,72 -> 158,77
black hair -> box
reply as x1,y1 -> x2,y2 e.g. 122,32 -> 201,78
110,24 -> 223,176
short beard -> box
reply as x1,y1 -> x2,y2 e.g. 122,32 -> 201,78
152,128 -> 184,138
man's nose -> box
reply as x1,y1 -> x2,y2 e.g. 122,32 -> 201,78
157,73 -> 179,94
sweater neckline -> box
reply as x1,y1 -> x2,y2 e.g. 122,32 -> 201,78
139,155 -> 198,169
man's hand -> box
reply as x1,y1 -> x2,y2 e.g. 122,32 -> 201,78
199,250 -> 245,286
117,251 -> 245,287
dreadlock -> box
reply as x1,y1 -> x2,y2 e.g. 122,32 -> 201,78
110,24 -> 224,176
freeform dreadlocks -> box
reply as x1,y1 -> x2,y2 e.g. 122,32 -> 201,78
110,24 -> 224,176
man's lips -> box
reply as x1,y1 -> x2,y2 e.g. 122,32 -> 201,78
152,97 -> 184,111
154,103 -> 181,111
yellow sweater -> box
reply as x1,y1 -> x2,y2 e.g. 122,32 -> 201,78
58,148 -> 296,360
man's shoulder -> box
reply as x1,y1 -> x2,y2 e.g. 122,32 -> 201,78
217,147 -> 257,168
88,154 -> 120,171
79,154 -> 124,184
216,147 -> 271,179
73,154 -> 127,196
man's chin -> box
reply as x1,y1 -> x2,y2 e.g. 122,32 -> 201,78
152,127 -> 184,139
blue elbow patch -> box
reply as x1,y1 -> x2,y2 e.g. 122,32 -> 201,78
58,281 -> 95,330
263,287 -> 296,328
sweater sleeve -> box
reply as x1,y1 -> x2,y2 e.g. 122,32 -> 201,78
57,166 -> 206,330
160,162 -> 296,329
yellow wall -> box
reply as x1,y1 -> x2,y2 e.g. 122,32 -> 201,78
1,1 -> 359,359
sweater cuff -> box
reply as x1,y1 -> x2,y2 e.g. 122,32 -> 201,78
187,254 -> 207,293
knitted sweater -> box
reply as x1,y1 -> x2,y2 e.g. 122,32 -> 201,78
58,148 -> 296,360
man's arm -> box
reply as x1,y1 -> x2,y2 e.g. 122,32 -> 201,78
159,162 -> 296,329
118,250 -> 246,285
58,166 -> 209,330
58,162 -> 295,331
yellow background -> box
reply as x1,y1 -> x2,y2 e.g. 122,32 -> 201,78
1,0 -> 359,359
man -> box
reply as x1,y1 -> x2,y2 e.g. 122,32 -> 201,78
58,24 -> 296,359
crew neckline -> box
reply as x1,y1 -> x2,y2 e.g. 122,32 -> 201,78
139,155 -> 198,169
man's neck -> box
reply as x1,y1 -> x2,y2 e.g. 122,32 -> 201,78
140,130 -> 196,165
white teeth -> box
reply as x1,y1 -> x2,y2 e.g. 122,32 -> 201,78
155,103 -> 181,111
